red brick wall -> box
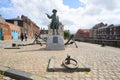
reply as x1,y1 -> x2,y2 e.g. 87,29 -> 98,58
4,35 -> 12,40
0,22 -> 21,40
0,22 -> 12,40
75,29 -> 90,38
8,23 -> 21,38
21,15 -> 40,38
6,15 -> 40,39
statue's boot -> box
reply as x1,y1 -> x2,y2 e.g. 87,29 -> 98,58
56,30 -> 59,35
53,29 -> 55,35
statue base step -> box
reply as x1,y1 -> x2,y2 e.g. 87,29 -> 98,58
47,56 -> 91,72
46,35 -> 65,50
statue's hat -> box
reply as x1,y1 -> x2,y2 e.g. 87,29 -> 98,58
52,9 -> 57,13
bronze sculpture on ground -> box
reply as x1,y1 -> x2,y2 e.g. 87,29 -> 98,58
64,35 -> 78,48
46,9 -> 59,35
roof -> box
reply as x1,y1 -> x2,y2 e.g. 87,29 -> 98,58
0,15 -> 5,22
0,21 -> 21,31
114,24 -> 120,27
0,20 -> 9,26
6,16 -> 22,21
76,29 -> 90,34
92,22 -> 107,29
98,26 -> 108,29
109,24 -> 120,28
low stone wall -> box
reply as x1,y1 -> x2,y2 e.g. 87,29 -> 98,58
76,38 -> 120,47
89,39 -> 120,47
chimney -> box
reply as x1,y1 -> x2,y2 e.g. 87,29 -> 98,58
17,16 -> 21,19
0,14 -> 2,17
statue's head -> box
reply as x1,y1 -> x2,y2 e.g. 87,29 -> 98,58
52,9 -> 57,13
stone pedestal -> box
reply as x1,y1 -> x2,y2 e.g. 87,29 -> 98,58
47,56 -> 91,72
46,35 -> 65,50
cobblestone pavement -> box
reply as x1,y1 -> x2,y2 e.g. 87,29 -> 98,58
0,40 -> 120,80
0,39 -> 34,48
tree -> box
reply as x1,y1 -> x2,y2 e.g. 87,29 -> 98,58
64,30 -> 70,39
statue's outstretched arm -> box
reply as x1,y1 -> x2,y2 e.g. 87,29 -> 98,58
45,13 -> 51,19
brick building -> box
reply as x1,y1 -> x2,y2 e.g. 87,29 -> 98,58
6,15 -> 40,38
89,22 -> 107,39
89,22 -> 120,47
0,15 -> 21,40
98,24 -> 120,40
8,22 -> 21,40
0,22 -> 11,40
75,29 -> 90,41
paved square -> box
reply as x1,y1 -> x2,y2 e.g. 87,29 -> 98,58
0,40 -> 120,80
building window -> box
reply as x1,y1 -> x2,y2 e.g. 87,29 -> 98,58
14,21 -> 18,25
114,27 -> 116,31
114,31 -> 116,35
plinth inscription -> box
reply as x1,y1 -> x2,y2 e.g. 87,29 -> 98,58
53,37 -> 58,43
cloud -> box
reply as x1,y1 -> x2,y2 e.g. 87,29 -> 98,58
87,0 -> 120,10
1,0 -> 120,33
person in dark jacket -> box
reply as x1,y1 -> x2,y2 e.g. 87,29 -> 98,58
20,33 -> 24,41
24,33 -> 28,41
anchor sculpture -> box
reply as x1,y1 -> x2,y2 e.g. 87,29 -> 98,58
47,54 -> 90,72
62,55 -> 78,70
64,35 -> 78,48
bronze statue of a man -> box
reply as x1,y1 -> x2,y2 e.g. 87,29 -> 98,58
46,9 -> 59,35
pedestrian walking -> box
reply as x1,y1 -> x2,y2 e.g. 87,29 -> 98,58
20,33 -> 24,41
25,33 -> 28,41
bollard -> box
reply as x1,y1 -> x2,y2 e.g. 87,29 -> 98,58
101,42 -> 105,47
12,43 -> 16,47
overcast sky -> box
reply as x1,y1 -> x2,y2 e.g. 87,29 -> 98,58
0,0 -> 120,33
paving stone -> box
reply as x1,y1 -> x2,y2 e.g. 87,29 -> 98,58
65,77 -> 72,80
57,77 -> 65,80
0,40 -> 120,80
85,77 -> 92,80
71,78 -> 79,80
3,76 -> 12,80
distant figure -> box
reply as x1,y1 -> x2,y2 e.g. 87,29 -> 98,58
35,32 -> 38,38
46,9 -> 59,35
25,33 -> 28,41
20,33 -> 24,41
